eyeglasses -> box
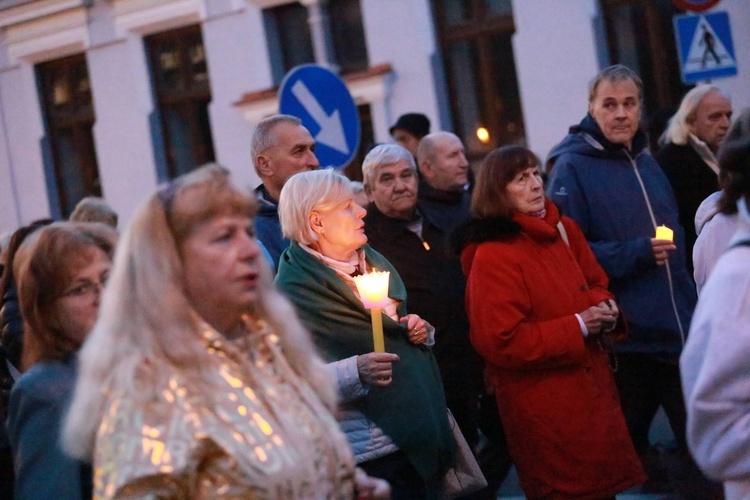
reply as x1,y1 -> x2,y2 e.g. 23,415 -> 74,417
60,279 -> 107,300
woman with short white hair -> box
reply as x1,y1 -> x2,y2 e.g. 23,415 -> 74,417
276,169 -> 456,499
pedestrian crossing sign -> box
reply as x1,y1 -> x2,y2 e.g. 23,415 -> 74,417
674,11 -> 737,83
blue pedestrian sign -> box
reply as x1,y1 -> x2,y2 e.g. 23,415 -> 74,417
674,11 -> 737,83
278,65 -> 360,170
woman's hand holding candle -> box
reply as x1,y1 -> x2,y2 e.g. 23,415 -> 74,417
357,352 -> 400,386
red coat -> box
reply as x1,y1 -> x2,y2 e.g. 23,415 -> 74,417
457,201 -> 646,499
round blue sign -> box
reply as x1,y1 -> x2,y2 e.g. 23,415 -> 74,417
278,65 -> 361,170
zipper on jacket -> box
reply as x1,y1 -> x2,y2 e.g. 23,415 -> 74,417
626,150 -> 686,346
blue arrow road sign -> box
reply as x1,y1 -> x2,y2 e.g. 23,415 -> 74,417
278,65 -> 360,170
674,11 -> 737,83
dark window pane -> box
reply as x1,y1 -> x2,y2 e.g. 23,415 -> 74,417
268,2 -> 315,76
156,44 -> 182,91
146,25 -> 215,178
485,0 -> 512,16
37,54 -> 101,216
343,103 -> 375,182
441,0 -> 472,26
446,41 -> 484,150
329,0 -> 369,73
488,33 -> 525,146
433,0 -> 525,157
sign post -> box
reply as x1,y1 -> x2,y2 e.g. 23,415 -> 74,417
278,65 -> 360,170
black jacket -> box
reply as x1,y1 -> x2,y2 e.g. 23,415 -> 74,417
656,142 -> 719,273
364,204 -> 482,398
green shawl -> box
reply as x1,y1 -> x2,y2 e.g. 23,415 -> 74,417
275,243 -> 455,482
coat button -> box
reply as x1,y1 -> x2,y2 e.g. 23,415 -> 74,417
580,285 -> 586,292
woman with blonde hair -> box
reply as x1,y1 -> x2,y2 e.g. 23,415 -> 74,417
8,221 -> 117,499
63,164 -> 387,498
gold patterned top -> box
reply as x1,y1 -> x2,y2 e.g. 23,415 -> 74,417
93,318 -> 356,499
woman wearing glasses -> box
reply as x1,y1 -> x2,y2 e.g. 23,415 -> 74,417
7,222 -> 117,499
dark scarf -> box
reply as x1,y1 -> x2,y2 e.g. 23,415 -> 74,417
275,243 -> 455,482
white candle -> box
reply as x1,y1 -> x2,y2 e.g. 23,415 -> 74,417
353,271 -> 390,353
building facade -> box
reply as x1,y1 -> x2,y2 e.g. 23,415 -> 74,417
1,0 -> 748,232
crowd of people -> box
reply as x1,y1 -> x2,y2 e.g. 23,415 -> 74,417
0,63 -> 748,499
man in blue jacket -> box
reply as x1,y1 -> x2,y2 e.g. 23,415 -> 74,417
252,114 -> 319,271
547,65 -> 700,492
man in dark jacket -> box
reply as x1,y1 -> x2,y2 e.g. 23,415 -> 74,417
547,65 -> 705,493
656,85 -> 732,274
362,144 -> 510,497
416,132 -> 471,235
252,114 -> 319,270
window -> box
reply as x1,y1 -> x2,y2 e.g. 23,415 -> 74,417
146,25 -> 215,179
342,103 -> 375,182
329,0 -> 369,74
264,3 -> 315,84
600,0 -> 692,146
432,0 -> 525,160
264,0 -> 368,83
37,54 -> 102,217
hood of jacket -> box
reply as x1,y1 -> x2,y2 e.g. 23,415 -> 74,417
547,113 -> 651,167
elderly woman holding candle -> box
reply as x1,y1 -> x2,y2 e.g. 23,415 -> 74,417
454,146 -> 646,499
275,169 -> 456,499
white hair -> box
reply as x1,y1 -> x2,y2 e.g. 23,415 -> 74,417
361,144 -> 416,191
63,164 -> 336,459
660,85 -> 729,146
278,169 -> 353,246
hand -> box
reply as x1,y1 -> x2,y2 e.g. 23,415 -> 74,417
357,352 -> 400,386
598,299 -> 619,332
399,314 -> 430,345
651,238 -> 676,266
580,304 -> 618,336
354,467 -> 391,499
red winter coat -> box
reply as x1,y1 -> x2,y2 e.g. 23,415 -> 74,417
456,201 -> 646,499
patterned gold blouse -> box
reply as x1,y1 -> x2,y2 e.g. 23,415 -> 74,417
93,318 -> 355,498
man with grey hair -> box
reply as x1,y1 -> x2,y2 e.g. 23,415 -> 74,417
69,196 -> 118,229
547,65 -> 705,493
363,144 -> 509,496
252,114 -> 319,270
415,131 -> 471,235
656,85 -> 732,272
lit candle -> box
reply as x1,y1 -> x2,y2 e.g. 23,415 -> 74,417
352,271 -> 390,353
655,225 -> 674,242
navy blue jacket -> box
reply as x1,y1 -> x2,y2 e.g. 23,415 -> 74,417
254,185 -> 288,272
7,356 -> 91,499
547,114 -> 697,359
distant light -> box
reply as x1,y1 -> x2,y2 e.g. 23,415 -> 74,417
476,126 -> 490,144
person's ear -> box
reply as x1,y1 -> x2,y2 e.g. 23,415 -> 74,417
309,211 -> 324,237
419,159 -> 433,180
256,154 -> 273,178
